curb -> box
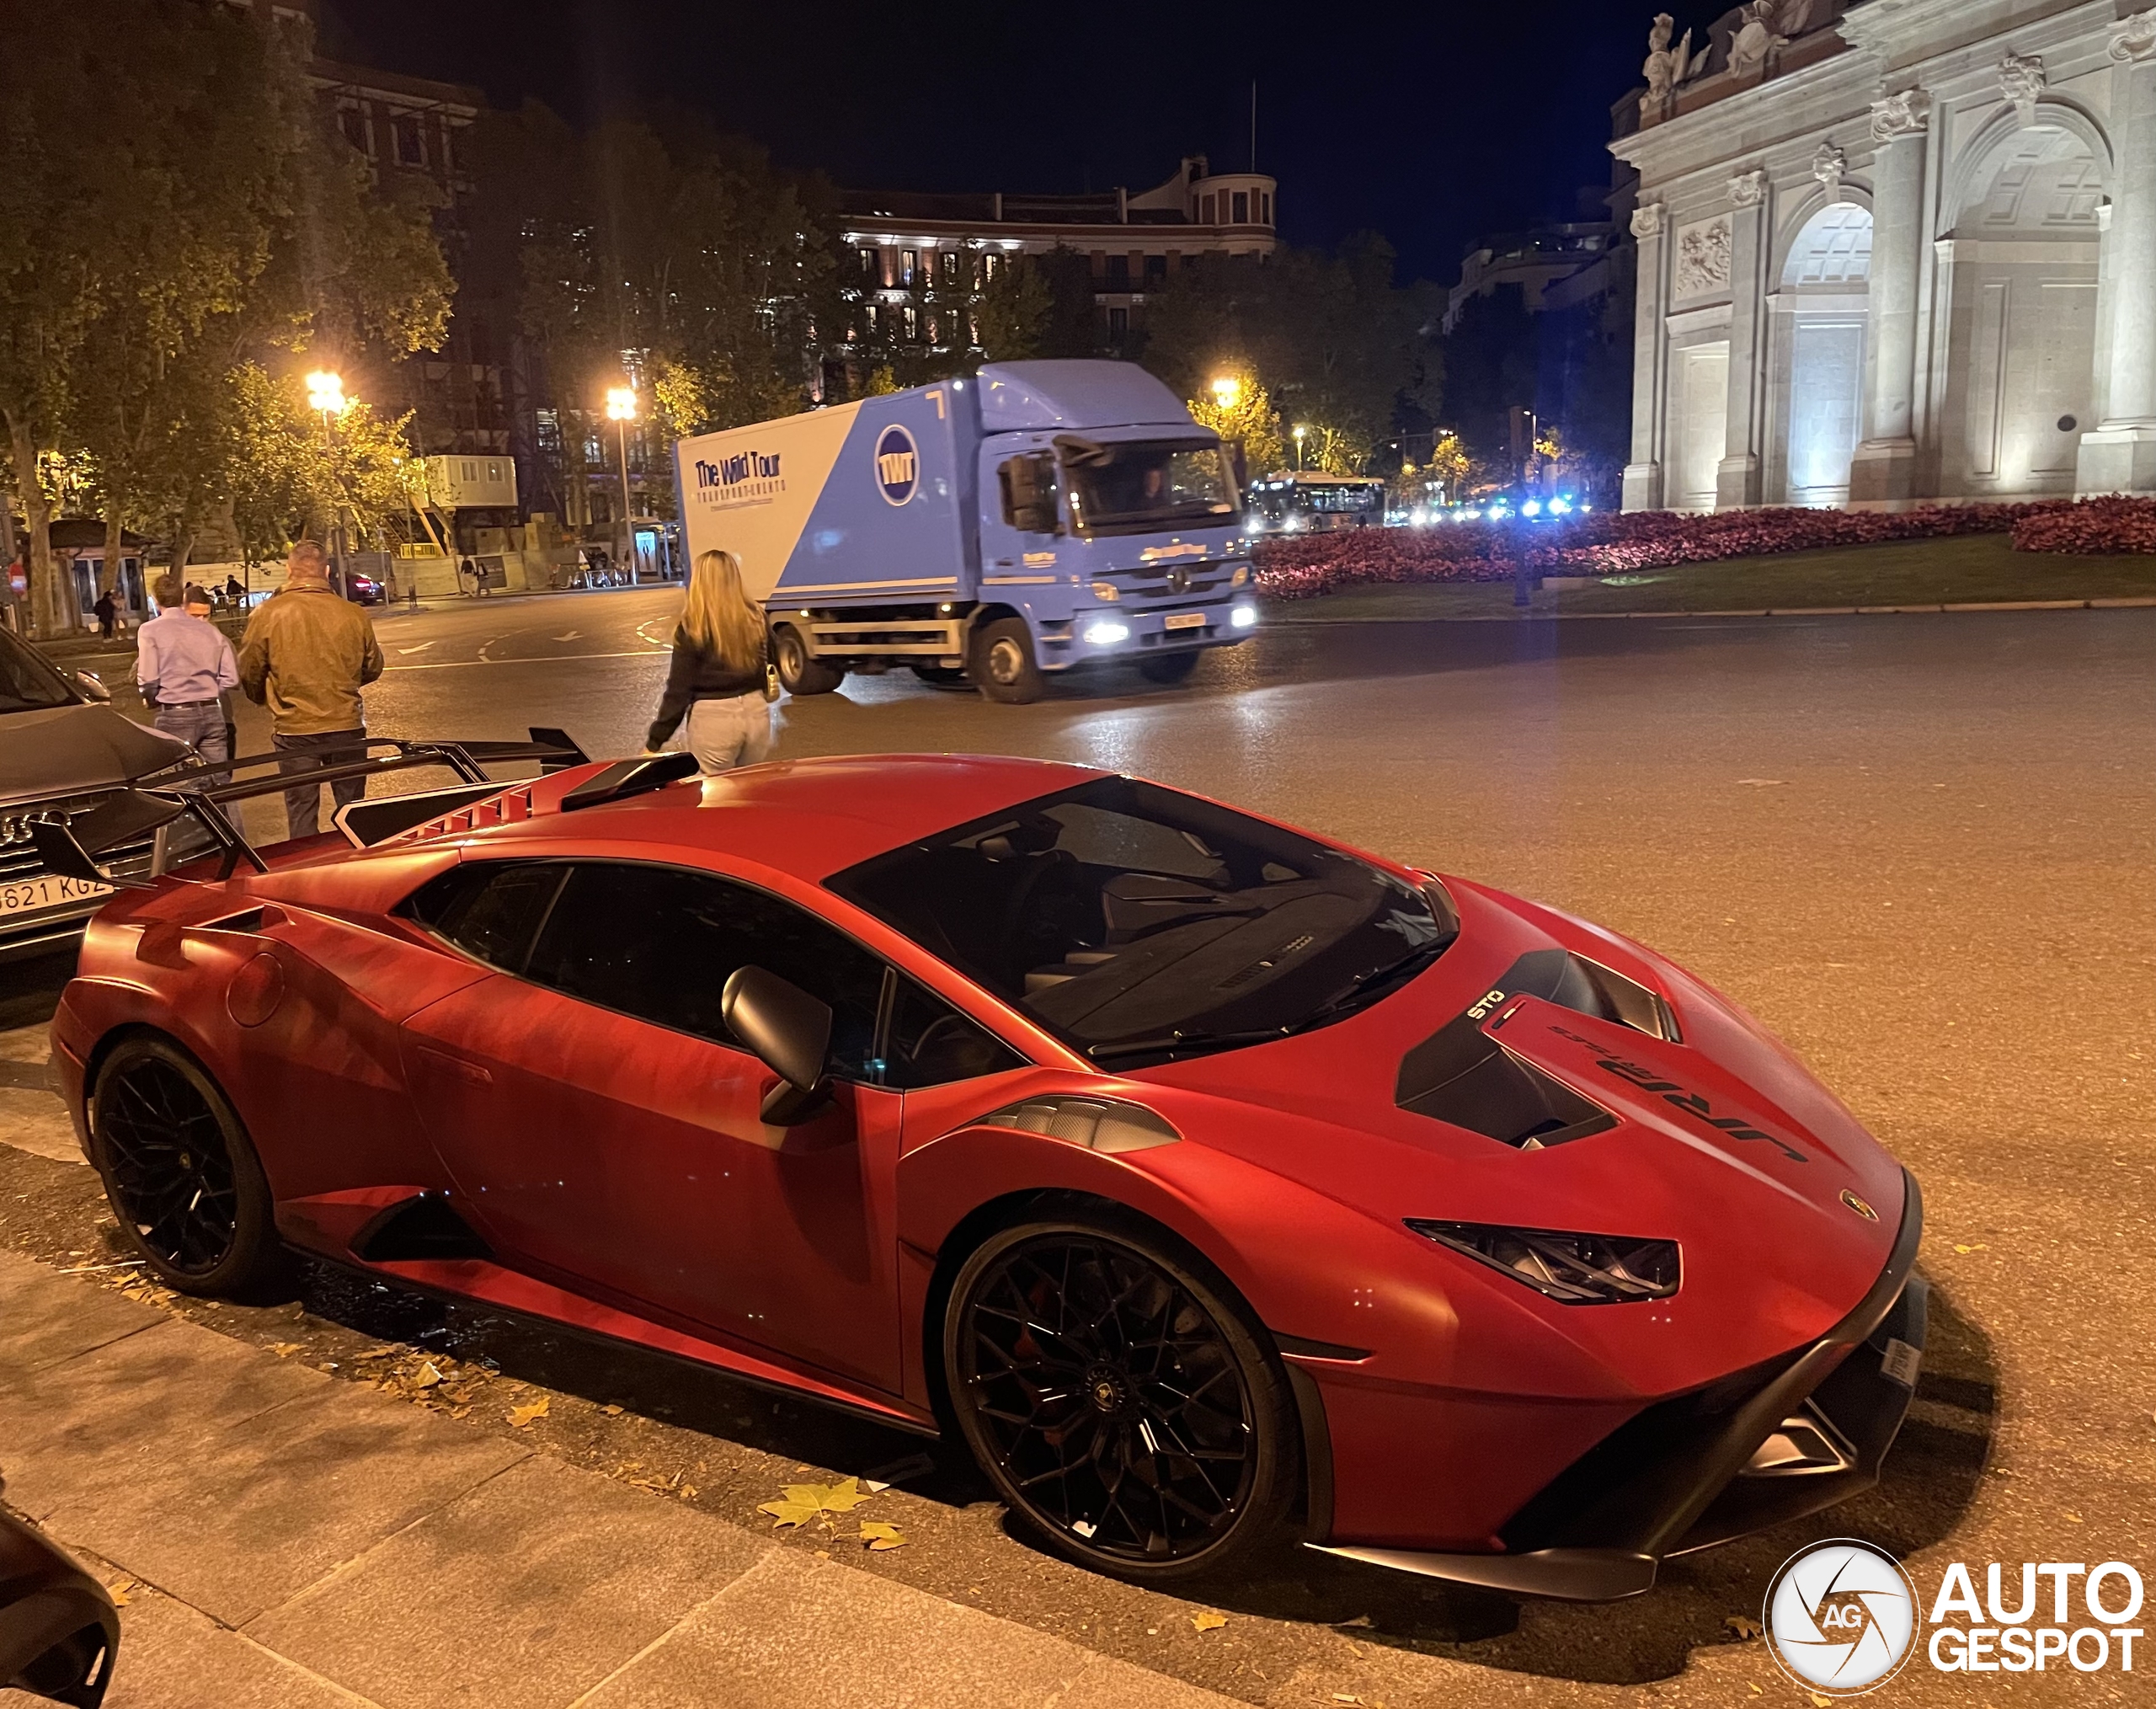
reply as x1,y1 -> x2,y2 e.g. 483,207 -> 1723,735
1268,595 -> 2156,623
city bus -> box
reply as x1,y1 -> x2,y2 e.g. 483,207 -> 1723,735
1245,472 -> 1387,533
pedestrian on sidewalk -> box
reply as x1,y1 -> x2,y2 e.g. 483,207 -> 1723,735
137,576 -> 239,775
237,540 -> 384,839
645,547 -> 777,775
93,587 -> 118,640
224,573 -> 245,611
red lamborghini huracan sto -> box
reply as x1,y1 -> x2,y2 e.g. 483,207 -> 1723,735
41,745 -> 1924,1598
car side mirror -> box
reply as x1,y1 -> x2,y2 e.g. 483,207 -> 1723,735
72,670 -> 110,703
721,965 -> 833,1125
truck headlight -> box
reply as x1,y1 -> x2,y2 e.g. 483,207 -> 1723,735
1081,621 -> 1129,646
1230,604 -> 1257,628
1089,581 -> 1120,602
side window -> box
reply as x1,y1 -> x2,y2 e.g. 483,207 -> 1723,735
883,976 -> 1027,1088
524,864 -> 885,1077
404,863 -> 565,971
997,453 -> 1059,533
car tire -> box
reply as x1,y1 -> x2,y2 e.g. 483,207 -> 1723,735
943,1211 -> 1300,1583
1135,649 -> 1202,686
772,624 -> 844,696
969,617 -> 1043,705
90,1036 -> 285,1297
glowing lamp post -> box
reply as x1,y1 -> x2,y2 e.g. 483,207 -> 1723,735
305,371 -> 351,592
1293,423 -> 1308,471
606,385 -> 638,574
1211,375 -> 1241,409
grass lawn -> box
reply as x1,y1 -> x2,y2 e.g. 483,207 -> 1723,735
1267,533 -> 2156,622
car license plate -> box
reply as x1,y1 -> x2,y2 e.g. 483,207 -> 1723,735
0,873 -> 112,921
1164,612 -> 1207,631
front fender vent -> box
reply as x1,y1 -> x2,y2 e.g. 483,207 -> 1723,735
974,1096 -> 1180,1154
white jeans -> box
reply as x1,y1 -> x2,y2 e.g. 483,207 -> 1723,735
686,692 -> 774,774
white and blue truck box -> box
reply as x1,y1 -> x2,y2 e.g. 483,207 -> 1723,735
673,360 -> 1257,702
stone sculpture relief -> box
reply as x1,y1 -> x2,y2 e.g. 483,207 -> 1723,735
1641,13 -> 1710,119
1870,88 -> 1932,142
1729,2 -> 1789,77
1998,51 -> 2047,126
1812,142 -> 1848,200
1675,216 -> 1734,296
1728,168 -> 1769,209
1630,202 -> 1667,239
2109,8 -> 2156,62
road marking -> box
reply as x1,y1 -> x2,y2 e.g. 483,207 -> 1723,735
382,649 -> 672,673
553,631 -> 582,642
398,642 -> 437,654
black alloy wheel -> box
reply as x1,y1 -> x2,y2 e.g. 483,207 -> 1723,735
946,1217 -> 1299,1582
969,617 -> 1044,704
1136,649 -> 1202,685
772,623 -> 844,695
92,1038 -> 281,1295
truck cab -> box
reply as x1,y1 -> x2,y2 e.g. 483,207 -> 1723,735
677,360 -> 1258,705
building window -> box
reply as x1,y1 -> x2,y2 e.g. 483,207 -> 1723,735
968,312 -> 979,347
864,303 -> 880,337
536,409 -> 562,454
339,107 -> 370,153
1232,190 -> 1249,224
859,247 -> 878,285
393,115 -> 424,167
938,250 -> 958,286
1260,192 -> 1272,225
1144,254 -> 1166,284
984,252 -> 1001,280
1201,193 -> 1216,225
901,248 -> 919,285
1106,254 -> 1130,288
902,305 -> 919,341
1107,306 -> 1129,344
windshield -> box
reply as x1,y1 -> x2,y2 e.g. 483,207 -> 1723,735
1062,440 -> 1240,537
828,777 -> 1455,1067
0,629 -> 78,714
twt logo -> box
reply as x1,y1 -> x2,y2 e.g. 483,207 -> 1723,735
1765,1540 -> 1921,1696
874,425 -> 920,505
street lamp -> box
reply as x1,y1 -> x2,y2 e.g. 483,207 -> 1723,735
1211,375 -> 1241,409
1292,423 -> 1307,471
606,384 -> 638,576
305,371 -> 351,594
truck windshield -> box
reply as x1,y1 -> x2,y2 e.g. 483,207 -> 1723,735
1061,440 -> 1240,537
827,776 -> 1457,1069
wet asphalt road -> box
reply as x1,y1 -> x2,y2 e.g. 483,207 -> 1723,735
19,590 -> 2156,1703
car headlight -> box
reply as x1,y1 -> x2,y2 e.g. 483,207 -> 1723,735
1090,580 -> 1120,602
1405,1220 -> 1680,1305
1521,499 -> 1542,518
1230,603 -> 1257,628
1082,620 -> 1129,645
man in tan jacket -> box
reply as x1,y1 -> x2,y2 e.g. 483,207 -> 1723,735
238,541 -> 386,838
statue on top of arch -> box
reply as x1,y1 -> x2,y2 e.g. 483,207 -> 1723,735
1641,14 -> 1707,118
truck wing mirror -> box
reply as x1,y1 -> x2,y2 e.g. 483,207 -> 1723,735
721,965 -> 833,1124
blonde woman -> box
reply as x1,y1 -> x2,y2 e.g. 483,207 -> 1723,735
646,548 -> 777,773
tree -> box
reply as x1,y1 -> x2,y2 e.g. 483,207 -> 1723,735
976,259 -> 1052,364
225,364 -> 423,566
1186,369 -> 1284,481
1141,237 -> 1438,478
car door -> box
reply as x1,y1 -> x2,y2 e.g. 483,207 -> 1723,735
399,858 -> 912,1392
978,443 -> 1065,607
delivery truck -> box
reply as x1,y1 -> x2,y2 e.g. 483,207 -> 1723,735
673,360 -> 1257,703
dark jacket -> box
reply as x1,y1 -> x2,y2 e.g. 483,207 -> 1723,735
648,627 -> 769,748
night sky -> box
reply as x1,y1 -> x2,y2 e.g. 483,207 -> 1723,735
325,0 -> 1740,286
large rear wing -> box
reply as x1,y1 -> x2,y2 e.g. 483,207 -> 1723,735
28,728 -> 589,889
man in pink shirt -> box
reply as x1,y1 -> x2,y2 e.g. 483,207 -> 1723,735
136,576 -> 240,772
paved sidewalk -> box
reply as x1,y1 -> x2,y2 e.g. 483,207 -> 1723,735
0,1247 -> 1237,1709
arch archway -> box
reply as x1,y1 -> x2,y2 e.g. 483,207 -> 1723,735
1772,202 -> 1872,505
1940,124 -> 2103,496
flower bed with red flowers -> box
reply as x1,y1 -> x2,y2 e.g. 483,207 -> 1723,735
1250,497 -> 2156,600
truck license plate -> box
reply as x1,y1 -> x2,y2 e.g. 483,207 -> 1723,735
1164,612 -> 1207,631
0,873 -> 111,921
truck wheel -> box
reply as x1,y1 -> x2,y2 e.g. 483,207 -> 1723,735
970,618 -> 1043,705
910,664 -> 970,690
1136,650 -> 1202,686
773,624 -> 844,696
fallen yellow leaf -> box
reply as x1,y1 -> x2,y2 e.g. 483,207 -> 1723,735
508,1399 -> 550,1428
1192,1610 -> 1227,1632
104,1579 -> 132,1607
1724,1614 -> 1763,1640
1812,1696 -> 1832,1707
759,1477 -> 874,1529
2066,1510 -> 2084,1523
859,1521 -> 907,1551
410,1361 -> 445,1389
601,1403 -> 624,1416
